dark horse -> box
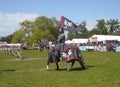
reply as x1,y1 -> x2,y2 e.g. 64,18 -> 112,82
46,42 -> 86,71
39,26 -> 85,71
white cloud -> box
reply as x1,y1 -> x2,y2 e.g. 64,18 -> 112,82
0,12 -> 39,37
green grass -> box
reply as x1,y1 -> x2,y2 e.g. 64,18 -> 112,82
0,50 -> 120,87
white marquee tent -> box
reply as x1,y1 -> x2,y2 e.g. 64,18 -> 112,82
72,39 -> 89,43
65,39 -> 89,44
89,34 -> 120,42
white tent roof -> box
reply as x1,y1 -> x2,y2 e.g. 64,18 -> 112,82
89,34 -> 120,42
72,38 -> 89,43
65,40 -> 73,44
65,39 -> 89,44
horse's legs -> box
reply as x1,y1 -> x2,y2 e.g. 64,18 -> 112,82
46,61 -> 59,70
71,61 -> 75,68
79,61 -> 85,69
46,59 -> 50,70
67,61 -> 75,71
55,62 -> 59,70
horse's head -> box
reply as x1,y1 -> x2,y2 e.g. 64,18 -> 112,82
38,39 -> 49,51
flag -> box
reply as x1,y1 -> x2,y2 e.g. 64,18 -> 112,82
59,16 -> 78,33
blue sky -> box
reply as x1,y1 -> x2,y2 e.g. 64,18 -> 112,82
0,0 -> 120,36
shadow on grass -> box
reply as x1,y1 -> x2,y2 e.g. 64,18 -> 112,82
48,65 -> 94,71
86,65 -> 94,67
0,69 -> 16,73
47,67 -> 85,71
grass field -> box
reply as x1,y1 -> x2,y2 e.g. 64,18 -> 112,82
0,50 -> 120,87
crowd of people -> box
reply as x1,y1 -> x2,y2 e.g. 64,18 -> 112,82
78,40 -> 120,52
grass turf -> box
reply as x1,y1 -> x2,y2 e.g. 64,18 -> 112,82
0,50 -> 120,87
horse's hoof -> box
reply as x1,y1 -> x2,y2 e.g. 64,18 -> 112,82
67,68 -> 70,71
46,66 -> 49,70
46,68 -> 49,70
67,68 -> 72,71
82,67 -> 86,70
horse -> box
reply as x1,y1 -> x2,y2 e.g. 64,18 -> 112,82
46,43 -> 86,71
38,39 -> 49,51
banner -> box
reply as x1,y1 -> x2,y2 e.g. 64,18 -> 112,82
59,16 -> 78,33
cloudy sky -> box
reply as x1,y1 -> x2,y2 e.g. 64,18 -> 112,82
0,0 -> 120,36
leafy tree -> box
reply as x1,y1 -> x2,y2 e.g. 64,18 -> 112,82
68,32 -> 77,40
77,21 -> 89,38
88,28 -> 99,37
20,20 -> 34,43
28,28 -> 55,44
106,19 -> 120,34
51,17 -> 59,27
11,29 -> 26,43
49,26 -> 59,41
32,16 -> 59,41
96,19 -> 107,35
49,17 -> 59,40
17,16 -> 59,44
20,20 -> 33,33
34,16 -> 54,30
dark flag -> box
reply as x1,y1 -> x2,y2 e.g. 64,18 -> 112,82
57,16 -> 78,43
59,16 -> 78,33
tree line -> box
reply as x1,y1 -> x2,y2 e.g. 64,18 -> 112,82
1,16 -> 120,44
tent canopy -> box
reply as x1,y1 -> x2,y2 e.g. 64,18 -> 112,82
65,39 -> 89,44
89,34 -> 120,42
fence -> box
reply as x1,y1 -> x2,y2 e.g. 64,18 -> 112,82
0,43 -> 23,59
